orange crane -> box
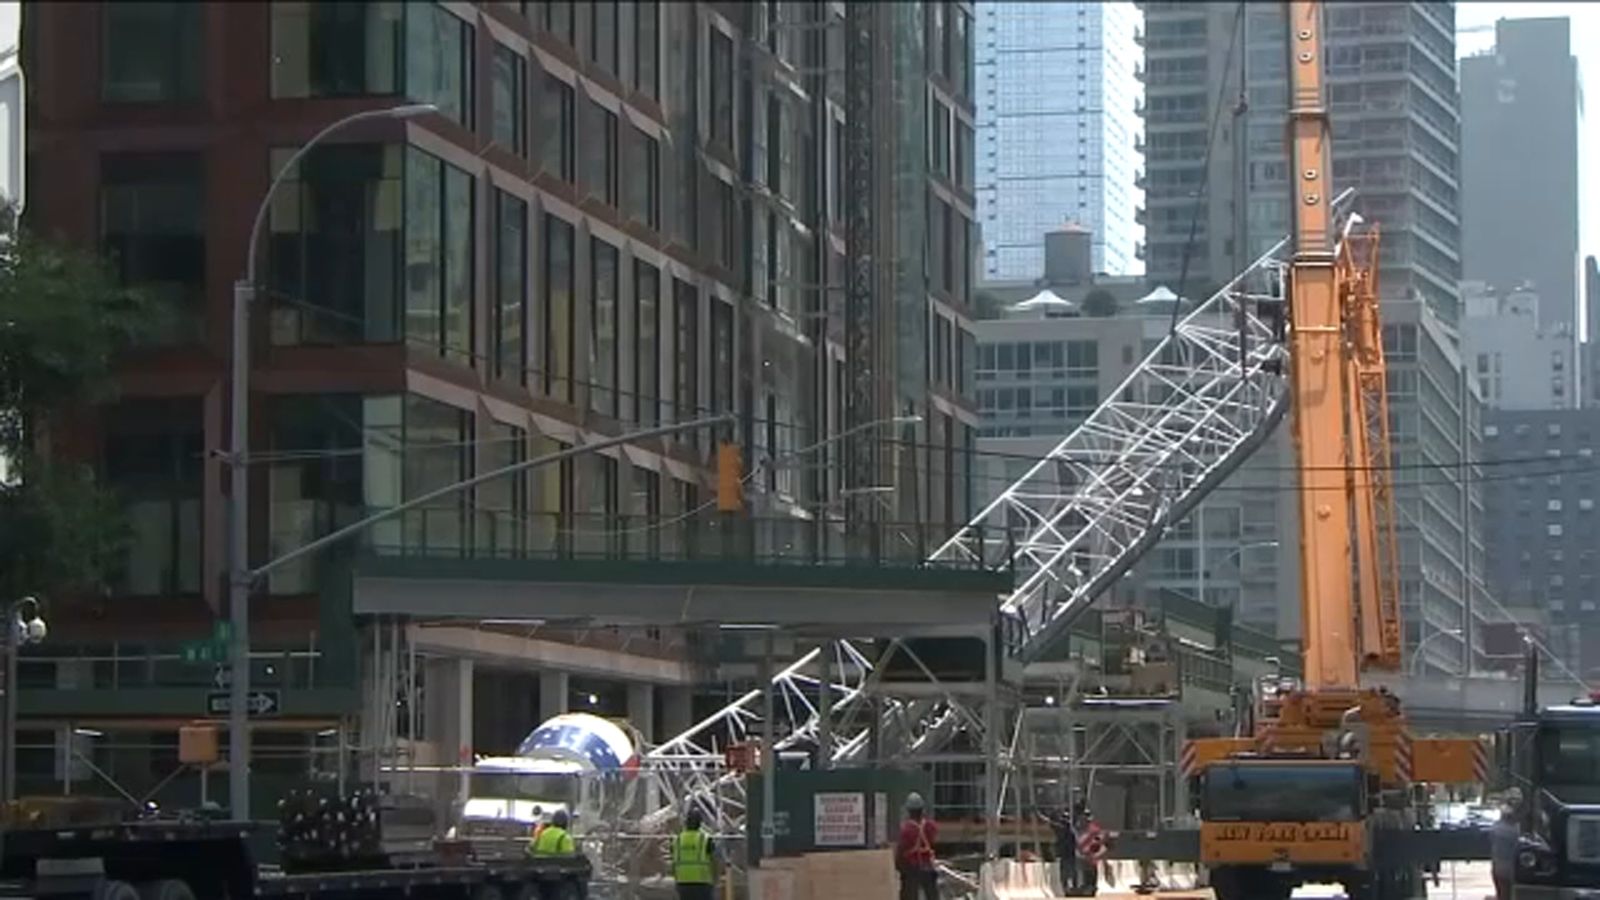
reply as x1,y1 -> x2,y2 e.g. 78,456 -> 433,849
1181,4 -> 1485,900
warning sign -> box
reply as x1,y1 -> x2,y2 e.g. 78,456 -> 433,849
814,792 -> 866,847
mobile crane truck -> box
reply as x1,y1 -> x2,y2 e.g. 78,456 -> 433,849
1494,640 -> 1600,899
1177,3 -> 1488,900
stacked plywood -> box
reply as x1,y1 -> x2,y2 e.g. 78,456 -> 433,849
757,850 -> 896,900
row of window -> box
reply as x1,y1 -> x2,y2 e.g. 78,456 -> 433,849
105,387 -> 982,597
107,3 -> 658,110
978,386 -> 1099,419
977,340 -> 1100,377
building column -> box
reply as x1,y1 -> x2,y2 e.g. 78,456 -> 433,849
540,671 -> 570,720
661,686 -> 694,739
426,657 -> 474,802
626,683 -> 655,743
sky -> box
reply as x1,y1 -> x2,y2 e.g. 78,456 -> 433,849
1458,2 -> 1600,292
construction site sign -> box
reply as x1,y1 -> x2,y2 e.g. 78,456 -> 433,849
813,792 -> 865,846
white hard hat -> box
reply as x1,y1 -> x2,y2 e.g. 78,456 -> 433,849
905,792 -> 926,812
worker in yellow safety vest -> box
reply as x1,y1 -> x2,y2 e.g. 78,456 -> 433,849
671,807 -> 716,900
528,809 -> 577,857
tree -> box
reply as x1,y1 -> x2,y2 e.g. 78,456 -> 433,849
974,289 -> 1005,319
1082,288 -> 1119,318
0,210 -> 173,601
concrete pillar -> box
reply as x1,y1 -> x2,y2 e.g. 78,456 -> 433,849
426,657 -> 474,802
626,683 -> 656,743
540,671 -> 570,719
661,686 -> 694,738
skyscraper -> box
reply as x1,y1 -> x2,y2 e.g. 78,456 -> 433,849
975,2 -> 1144,281
1461,17 -> 1582,336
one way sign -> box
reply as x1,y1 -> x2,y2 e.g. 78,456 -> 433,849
206,690 -> 280,717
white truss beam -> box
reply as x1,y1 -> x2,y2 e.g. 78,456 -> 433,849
641,195 -> 1357,839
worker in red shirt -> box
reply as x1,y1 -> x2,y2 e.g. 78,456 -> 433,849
895,792 -> 938,900
1075,810 -> 1107,895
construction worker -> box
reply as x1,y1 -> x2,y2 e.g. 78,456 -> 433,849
671,807 -> 716,900
895,792 -> 938,900
1075,809 -> 1106,895
1042,808 -> 1077,894
528,809 -> 576,857
1491,789 -> 1523,900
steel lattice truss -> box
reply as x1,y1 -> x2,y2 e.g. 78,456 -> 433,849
926,241 -> 1297,661
638,196 -> 1361,838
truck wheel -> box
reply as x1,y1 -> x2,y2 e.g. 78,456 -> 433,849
137,880 -> 196,900
94,881 -> 141,900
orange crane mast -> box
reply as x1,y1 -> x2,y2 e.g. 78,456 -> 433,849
1181,4 -> 1487,899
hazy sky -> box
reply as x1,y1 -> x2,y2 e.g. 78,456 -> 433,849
1458,2 -> 1600,280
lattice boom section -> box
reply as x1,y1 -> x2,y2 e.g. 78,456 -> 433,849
928,244 -> 1295,660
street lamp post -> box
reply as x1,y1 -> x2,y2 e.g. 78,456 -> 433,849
1195,539 -> 1279,607
2,596 -> 46,803
1410,627 -> 1465,677
228,102 -> 438,821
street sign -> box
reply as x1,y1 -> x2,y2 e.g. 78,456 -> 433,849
206,690 -> 279,717
182,621 -> 236,666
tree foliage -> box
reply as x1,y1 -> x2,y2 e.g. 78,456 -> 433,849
1082,288 -> 1119,318
0,210 -> 173,600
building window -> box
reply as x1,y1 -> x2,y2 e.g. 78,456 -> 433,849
1549,523 -> 1564,537
494,190 -> 528,383
541,74 -> 577,183
104,399 -> 203,597
102,2 -> 202,103
674,279 -> 699,424
710,298 -> 734,416
626,124 -> 661,230
100,153 -> 206,345
635,262 -> 660,426
930,99 -> 951,178
491,44 -> 527,157
401,395 -> 473,557
588,100 -> 619,207
590,237 -> 620,417
542,1 -> 575,46
544,215 -> 576,401
403,148 -> 475,365
270,2 -> 401,99
267,395 -> 399,592
953,7 -> 972,95
633,1 -> 659,99
406,4 -> 473,127
590,1 -> 619,74
266,144 -> 402,346
482,420 -> 527,558
709,27 -> 734,147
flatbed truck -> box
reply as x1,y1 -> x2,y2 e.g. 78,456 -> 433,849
0,818 -> 590,900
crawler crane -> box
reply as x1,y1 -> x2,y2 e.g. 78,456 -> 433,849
1181,4 -> 1485,900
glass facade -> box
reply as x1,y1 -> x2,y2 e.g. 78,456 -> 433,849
269,2 -> 402,99
267,145 -> 403,345
976,1 -> 1145,280
101,2 -> 201,103
100,153 -> 205,345
103,399 -> 203,597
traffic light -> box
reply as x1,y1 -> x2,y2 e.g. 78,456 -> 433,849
717,442 -> 743,512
